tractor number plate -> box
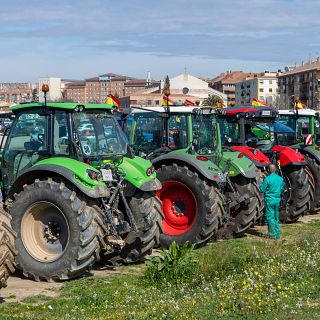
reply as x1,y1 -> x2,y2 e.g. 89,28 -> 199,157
101,169 -> 113,181
262,110 -> 271,116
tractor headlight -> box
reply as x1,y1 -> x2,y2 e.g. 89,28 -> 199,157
87,169 -> 101,181
146,166 -> 155,176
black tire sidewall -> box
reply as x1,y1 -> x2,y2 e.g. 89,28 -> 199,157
12,186 -> 82,278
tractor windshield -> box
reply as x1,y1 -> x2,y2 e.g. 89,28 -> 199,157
73,110 -> 128,158
277,115 -> 312,144
218,118 -> 240,145
192,114 -> 217,155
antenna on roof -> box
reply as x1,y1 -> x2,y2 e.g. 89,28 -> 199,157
147,71 -> 151,87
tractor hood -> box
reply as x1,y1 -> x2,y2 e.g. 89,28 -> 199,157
231,146 -> 271,168
117,156 -> 161,191
220,151 -> 259,178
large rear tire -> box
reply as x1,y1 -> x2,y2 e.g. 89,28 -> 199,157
0,209 -> 16,289
228,176 -> 259,234
104,191 -> 162,264
304,154 -> 320,212
280,166 -> 311,223
156,164 -> 225,248
8,179 -> 105,281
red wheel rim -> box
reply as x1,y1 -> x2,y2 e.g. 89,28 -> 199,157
157,181 -> 197,236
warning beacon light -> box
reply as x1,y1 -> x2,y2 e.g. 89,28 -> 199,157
42,84 -> 49,106
42,84 -> 49,93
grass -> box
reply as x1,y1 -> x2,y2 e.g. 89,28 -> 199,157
1,219 -> 320,319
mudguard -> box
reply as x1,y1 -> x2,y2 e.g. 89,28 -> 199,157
220,151 -> 259,179
117,156 -> 161,191
11,157 -> 109,199
300,146 -> 320,164
272,145 -> 306,167
152,153 -> 226,184
231,146 -> 271,167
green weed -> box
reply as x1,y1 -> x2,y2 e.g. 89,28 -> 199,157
144,241 -> 199,287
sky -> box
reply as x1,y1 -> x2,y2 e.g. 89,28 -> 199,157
1,0 -> 320,82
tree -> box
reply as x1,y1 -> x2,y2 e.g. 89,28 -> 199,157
202,94 -> 224,108
31,89 -> 38,103
163,75 -> 170,92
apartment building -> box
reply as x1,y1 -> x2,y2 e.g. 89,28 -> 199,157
209,71 -> 261,105
0,82 -> 37,104
65,73 -> 160,103
235,72 -> 279,106
278,59 -> 320,109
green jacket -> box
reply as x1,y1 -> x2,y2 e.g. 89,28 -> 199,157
260,173 -> 284,202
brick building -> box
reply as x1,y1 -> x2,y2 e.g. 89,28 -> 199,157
278,59 -> 320,109
65,73 -> 160,103
0,82 -> 37,105
209,71 -> 263,105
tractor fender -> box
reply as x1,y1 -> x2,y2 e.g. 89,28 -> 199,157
221,151 -> 259,179
10,164 -> 110,199
152,154 -> 226,184
272,145 -> 306,167
300,146 -> 320,164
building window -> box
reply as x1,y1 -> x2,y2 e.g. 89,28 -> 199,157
269,88 -> 272,92
155,100 -> 160,105
259,88 -> 264,92
269,80 -> 273,84
147,100 -> 152,105
131,100 -> 137,105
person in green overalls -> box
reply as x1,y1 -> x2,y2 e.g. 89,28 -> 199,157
260,164 -> 284,239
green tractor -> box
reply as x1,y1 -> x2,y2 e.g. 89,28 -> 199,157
0,101 -> 161,281
278,109 -> 320,211
123,106 -> 262,248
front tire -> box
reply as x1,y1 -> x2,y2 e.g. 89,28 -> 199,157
156,164 -> 225,248
280,166 -> 311,223
8,179 -> 104,281
228,176 -> 259,234
0,209 -> 16,289
304,154 -> 320,212
105,191 -> 162,264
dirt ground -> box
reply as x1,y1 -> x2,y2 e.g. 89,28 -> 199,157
1,213 -> 320,303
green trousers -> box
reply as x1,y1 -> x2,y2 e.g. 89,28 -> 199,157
265,199 -> 281,239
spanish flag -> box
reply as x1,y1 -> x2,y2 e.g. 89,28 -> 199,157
162,95 -> 174,106
106,94 -> 121,108
184,99 -> 195,106
252,98 -> 269,107
294,98 -> 306,109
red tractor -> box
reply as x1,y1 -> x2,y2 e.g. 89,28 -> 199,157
217,106 -> 311,223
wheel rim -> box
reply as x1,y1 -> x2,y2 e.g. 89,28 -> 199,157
21,201 -> 70,263
157,181 -> 197,236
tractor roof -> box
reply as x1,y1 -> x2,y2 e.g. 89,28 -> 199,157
131,106 -> 197,114
278,109 -> 316,116
10,102 -> 114,112
219,106 -> 278,118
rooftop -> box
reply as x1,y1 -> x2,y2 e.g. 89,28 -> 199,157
279,58 -> 320,77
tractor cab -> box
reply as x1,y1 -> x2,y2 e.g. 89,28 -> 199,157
125,106 -> 220,162
278,109 -> 320,147
2,103 -> 130,194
